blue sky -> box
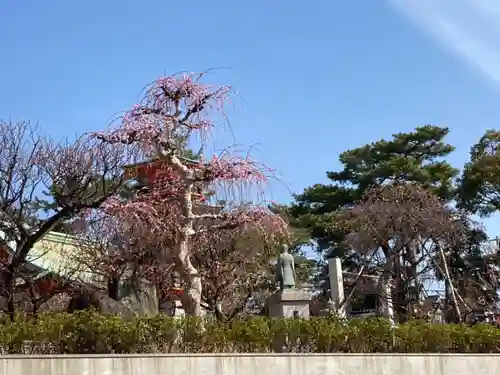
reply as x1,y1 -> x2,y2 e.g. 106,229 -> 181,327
1,1 -> 500,235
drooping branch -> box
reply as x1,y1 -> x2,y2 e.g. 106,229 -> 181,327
92,72 -> 287,316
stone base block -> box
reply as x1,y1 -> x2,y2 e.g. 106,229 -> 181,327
267,289 -> 310,319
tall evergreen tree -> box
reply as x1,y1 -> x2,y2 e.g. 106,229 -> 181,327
291,125 -> 456,258
458,129 -> 500,216
289,125 -> 458,298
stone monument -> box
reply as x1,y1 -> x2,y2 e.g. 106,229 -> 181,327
267,245 -> 310,319
328,257 -> 346,318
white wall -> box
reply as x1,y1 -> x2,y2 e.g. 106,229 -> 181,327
1,354 -> 499,375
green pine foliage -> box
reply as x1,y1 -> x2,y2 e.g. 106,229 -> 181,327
458,129 -> 500,216
291,125 -> 458,260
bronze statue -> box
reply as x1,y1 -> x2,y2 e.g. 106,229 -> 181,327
275,244 -> 296,290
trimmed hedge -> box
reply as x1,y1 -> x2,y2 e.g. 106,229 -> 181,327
0,311 -> 499,353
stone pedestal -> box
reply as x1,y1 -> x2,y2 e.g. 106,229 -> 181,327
267,289 -> 310,319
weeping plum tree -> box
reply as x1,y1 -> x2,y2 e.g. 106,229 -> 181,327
94,72 -> 287,316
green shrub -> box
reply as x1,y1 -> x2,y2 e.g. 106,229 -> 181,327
0,311 -> 499,354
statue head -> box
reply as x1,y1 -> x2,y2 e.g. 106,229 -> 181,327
281,244 -> 289,254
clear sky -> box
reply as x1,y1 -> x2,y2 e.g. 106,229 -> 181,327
1,1 -> 500,235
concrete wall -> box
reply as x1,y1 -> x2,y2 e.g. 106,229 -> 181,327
1,354 -> 499,375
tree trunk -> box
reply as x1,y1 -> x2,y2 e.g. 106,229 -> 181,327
393,255 -> 409,323
107,277 -> 120,300
177,234 -> 202,316
166,152 -> 203,317
0,266 -> 17,319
